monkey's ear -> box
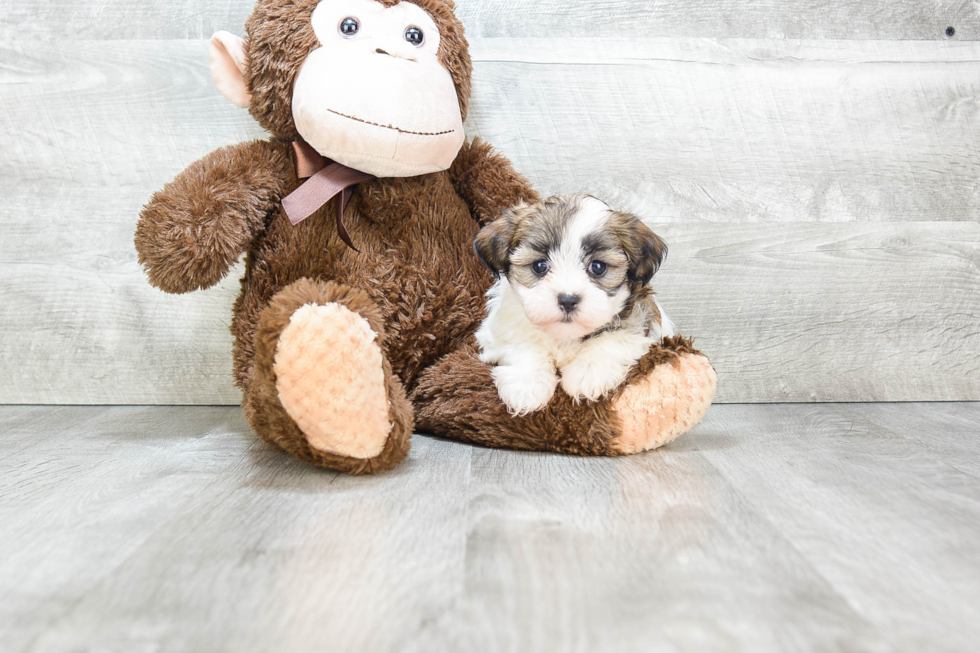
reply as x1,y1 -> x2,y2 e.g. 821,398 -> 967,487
473,213 -> 518,277
209,31 -> 252,108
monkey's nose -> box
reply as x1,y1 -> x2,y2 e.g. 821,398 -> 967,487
558,294 -> 581,314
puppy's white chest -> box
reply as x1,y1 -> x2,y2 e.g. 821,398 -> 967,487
550,339 -> 585,369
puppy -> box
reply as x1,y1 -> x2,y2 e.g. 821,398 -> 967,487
474,194 -> 675,415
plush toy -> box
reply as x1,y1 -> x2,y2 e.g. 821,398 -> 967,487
135,0 -> 717,475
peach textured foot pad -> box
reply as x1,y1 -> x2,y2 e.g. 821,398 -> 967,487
273,303 -> 392,459
611,354 -> 718,454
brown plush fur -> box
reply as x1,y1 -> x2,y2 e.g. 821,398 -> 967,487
449,138 -> 534,226
135,140 -> 292,294
228,151 -> 532,395
412,336 -> 704,456
623,335 -> 703,383
135,0 -> 714,474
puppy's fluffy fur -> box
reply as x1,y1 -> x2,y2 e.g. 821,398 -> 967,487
474,194 -> 675,415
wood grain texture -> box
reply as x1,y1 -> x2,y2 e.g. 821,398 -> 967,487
0,40 -> 263,405
468,38 -> 980,224
2,0 -> 977,41
456,1 -> 980,41
2,403 -> 979,652
2,36 -> 979,404
406,447 -> 897,653
660,221 -> 980,403
836,402 -> 980,477
0,1 -> 254,40
687,403 -> 980,653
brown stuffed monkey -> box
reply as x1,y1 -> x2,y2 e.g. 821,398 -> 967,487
135,0 -> 717,475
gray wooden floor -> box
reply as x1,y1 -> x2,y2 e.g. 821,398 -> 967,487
1,403 -> 978,653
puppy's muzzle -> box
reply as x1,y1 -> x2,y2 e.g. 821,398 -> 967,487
557,293 -> 581,314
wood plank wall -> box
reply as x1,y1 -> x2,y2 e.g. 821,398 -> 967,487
1,1 -> 978,404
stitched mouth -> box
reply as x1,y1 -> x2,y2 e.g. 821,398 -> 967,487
327,109 -> 455,137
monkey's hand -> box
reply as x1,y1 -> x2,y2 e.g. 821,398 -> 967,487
135,140 -> 291,294
449,137 -> 539,227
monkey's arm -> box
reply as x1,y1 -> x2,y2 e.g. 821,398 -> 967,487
449,138 -> 540,226
135,139 -> 292,294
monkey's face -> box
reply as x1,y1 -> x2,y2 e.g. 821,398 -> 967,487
210,0 -> 469,178
292,0 -> 465,177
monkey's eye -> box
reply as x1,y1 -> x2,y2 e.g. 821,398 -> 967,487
588,261 -> 607,277
404,26 -> 424,46
531,260 -> 550,276
339,17 -> 360,37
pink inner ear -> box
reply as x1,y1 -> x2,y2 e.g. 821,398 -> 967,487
209,31 -> 252,108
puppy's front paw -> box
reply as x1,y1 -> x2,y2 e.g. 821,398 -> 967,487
492,365 -> 558,416
560,359 -> 630,403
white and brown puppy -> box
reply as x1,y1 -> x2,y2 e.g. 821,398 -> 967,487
474,194 -> 676,415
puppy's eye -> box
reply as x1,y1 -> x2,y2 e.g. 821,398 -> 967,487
589,261 -> 608,277
531,260 -> 550,276
405,26 -> 424,46
339,17 -> 360,37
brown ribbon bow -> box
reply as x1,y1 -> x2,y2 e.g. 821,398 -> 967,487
282,140 -> 375,252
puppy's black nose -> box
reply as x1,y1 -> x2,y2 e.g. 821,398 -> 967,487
558,294 -> 581,313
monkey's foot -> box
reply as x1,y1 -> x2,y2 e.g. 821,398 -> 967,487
247,279 -> 411,474
274,302 -> 393,459
611,352 -> 717,454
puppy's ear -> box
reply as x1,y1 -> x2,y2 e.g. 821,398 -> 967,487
625,219 -> 668,287
474,209 -> 519,276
